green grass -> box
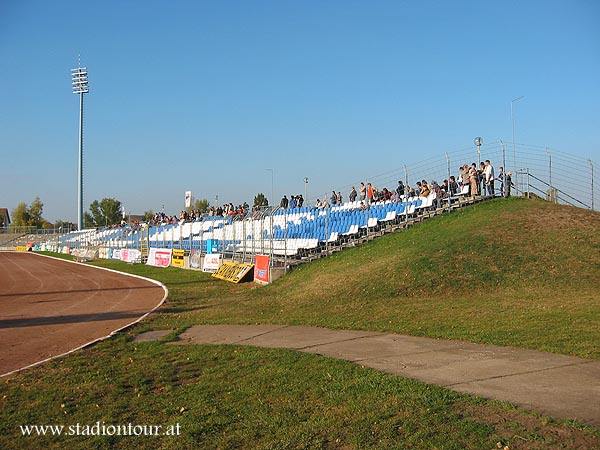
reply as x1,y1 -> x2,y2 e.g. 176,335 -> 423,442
84,197 -> 599,359
6,197 -> 596,448
1,336 -> 598,449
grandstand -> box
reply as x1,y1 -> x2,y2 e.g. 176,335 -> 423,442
43,189 -> 483,267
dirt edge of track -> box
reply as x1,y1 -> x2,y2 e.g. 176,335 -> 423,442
0,252 -> 168,378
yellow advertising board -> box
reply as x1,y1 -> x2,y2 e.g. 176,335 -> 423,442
15,246 -> 28,252
211,261 -> 254,283
171,249 -> 185,268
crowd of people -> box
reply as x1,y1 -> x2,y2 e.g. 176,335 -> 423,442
144,159 -> 510,226
279,194 -> 305,209
311,159 -> 510,210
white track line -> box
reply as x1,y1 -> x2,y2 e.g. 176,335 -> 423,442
0,252 -> 169,378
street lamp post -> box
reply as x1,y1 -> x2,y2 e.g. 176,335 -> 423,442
474,136 -> 483,166
303,177 -> 309,201
265,168 -> 274,207
511,96 -> 524,171
71,61 -> 89,230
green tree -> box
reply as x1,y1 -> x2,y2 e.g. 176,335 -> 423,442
28,197 -> 44,228
143,210 -> 155,223
83,212 -> 95,228
88,198 -> 123,227
11,202 -> 30,227
253,193 -> 269,207
187,198 -> 209,213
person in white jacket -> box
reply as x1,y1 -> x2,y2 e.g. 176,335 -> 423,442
484,160 -> 495,196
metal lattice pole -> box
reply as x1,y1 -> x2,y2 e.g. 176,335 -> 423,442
590,159 -> 595,211
445,152 -> 451,209
404,164 -> 409,222
71,61 -> 89,230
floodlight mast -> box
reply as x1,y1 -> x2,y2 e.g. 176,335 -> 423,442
71,64 -> 89,230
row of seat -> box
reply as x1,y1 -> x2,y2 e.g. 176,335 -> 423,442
50,194 -> 440,256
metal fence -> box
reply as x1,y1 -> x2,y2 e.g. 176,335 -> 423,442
319,141 -> 597,212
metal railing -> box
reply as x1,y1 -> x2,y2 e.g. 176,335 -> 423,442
318,141 -> 596,213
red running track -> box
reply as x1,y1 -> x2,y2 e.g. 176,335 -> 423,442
0,252 -> 166,376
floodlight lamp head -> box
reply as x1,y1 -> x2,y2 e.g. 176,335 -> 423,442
71,67 -> 89,94
474,137 -> 483,147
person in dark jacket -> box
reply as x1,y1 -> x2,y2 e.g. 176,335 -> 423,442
280,195 -> 288,209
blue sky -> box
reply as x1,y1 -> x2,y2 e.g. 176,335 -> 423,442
1,0 -> 599,221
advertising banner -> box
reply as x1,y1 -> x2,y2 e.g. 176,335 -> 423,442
120,248 -> 142,263
189,249 -> 202,269
253,255 -> 270,284
111,249 -> 122,260
146,248 -> 172,268
206,239 -> 219,254
171,249 -> 185,268
202,253 -> 222,273
212,261 -> 254,283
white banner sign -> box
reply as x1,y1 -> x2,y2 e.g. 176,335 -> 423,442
189,250 -> 202,269
146,248 -> 172,268
120,248 -> 142,263
202,253 -> 222,273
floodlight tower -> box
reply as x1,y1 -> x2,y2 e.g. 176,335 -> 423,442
71,61 -> 89,230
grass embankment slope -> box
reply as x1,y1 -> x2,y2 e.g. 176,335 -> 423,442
89,196 -> 600,359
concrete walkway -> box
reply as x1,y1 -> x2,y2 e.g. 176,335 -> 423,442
168,324 -> 600,426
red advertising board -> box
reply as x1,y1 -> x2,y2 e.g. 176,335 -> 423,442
254,255 -> 270,284
146,248 -> 172,268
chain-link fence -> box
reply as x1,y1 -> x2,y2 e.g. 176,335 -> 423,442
319,141 -> 597,212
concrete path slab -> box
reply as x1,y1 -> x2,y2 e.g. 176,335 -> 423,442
451,361 -> 600,427
177,324 -> 286,345
176,324 -> 600,426
134,330 -> 172,342
239,326 -> 382,350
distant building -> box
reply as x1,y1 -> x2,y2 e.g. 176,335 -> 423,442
0,208 -> 10,228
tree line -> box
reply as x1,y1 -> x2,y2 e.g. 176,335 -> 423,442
8,193 -> 271,231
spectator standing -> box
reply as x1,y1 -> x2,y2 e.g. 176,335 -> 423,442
479,162 -> 486,195
396,180 -> 405,197
280,195 -> 288,209
367,183 -> 374,203
349,186 -> 357,202
484,160 -> 495,196
289,195 -> 297,209
468,165 -> 478,198
441,179 -> 449,195
419,180 -> 431,198
359,182 -> 366,201
449,176 -> 458,196
496,167 -> 505,197
336,191 -> 343,204
298,195 -> 304,207
330,191 -> 338,206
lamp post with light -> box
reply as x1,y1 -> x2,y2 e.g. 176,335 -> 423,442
71,61 -> 89,230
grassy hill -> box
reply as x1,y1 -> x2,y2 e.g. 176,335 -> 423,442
90,196 -> 600,358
